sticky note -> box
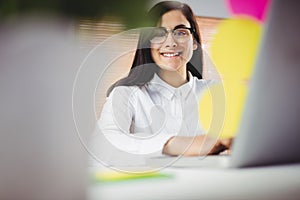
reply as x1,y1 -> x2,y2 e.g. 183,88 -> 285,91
93,171 -> 173,183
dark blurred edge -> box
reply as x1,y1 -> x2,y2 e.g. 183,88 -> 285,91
0,0 -> 151,28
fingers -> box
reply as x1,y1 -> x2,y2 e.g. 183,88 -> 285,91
208,142 -> 227,155
220,138 -> 234,149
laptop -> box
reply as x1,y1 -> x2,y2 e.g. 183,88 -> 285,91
147,0 -> 300,168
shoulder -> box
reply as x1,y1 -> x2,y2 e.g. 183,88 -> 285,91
109,85 -> 137,95
192,77 -> 221,91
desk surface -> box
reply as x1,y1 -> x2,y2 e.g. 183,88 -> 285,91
88,162 -> 300,200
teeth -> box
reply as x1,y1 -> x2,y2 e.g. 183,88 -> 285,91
162,52 -> 180,57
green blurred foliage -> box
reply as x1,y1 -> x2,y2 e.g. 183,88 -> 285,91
0,0 -> 151,28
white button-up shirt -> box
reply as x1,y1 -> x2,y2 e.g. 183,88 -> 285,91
98,73 -> 215,155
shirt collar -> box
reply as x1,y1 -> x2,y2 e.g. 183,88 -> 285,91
148,72 -> 194,100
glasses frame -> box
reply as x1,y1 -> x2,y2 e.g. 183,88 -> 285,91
149,26 -> 194,44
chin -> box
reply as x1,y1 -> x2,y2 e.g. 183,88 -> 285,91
158,62 -> 183,72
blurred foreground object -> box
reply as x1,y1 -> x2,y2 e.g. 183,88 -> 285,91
0,0 -> 150,28
0,1 -> 152,197
201,18 -> 262,139
199,0 -> 269,139
226,0 -> 270,22
0,17 -> 88,200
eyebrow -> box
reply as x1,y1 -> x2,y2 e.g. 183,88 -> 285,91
158,24 -> 191,30
174,24 -> 191,29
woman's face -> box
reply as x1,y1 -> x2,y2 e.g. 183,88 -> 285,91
150,10 -> 197,73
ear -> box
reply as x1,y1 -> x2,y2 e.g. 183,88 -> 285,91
193,40 -> 198,50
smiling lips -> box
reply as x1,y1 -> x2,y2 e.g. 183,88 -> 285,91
160,52 -> 182,58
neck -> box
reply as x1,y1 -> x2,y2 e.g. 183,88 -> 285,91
158,68 -> 188,88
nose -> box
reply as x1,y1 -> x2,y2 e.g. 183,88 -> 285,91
163,32 -> 178,48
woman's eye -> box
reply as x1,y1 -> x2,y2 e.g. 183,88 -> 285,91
175,29 -> 189,37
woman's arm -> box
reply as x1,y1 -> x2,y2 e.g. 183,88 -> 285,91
162,135 -> 233,156
97,86 -> 174,154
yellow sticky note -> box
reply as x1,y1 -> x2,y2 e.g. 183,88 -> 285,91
94,171 -> 173,183
210,17 -> 262,81
199,17 -> 262,139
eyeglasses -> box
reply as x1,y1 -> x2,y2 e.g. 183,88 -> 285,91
149,26 -> 193,44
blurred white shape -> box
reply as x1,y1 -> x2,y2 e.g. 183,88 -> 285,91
0,16 -> 88,200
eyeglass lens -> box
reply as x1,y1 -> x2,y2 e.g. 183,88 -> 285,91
150,27 -> 191,44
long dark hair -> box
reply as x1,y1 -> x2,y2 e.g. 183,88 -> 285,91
107,1 -> 203,96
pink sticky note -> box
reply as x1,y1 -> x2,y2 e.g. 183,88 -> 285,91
227,0 -> 270,22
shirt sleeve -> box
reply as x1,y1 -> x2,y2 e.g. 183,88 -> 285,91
97,86 -> 172,155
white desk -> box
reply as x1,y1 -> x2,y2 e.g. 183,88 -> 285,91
88,163 -> 300,200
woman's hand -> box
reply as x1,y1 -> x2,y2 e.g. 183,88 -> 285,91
218,138 -> 234,155
162,135 -> 234,156
207,138 -> 233,155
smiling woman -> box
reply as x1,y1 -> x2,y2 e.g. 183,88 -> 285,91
96,1 -> 230,159
150,10 -> 198,87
